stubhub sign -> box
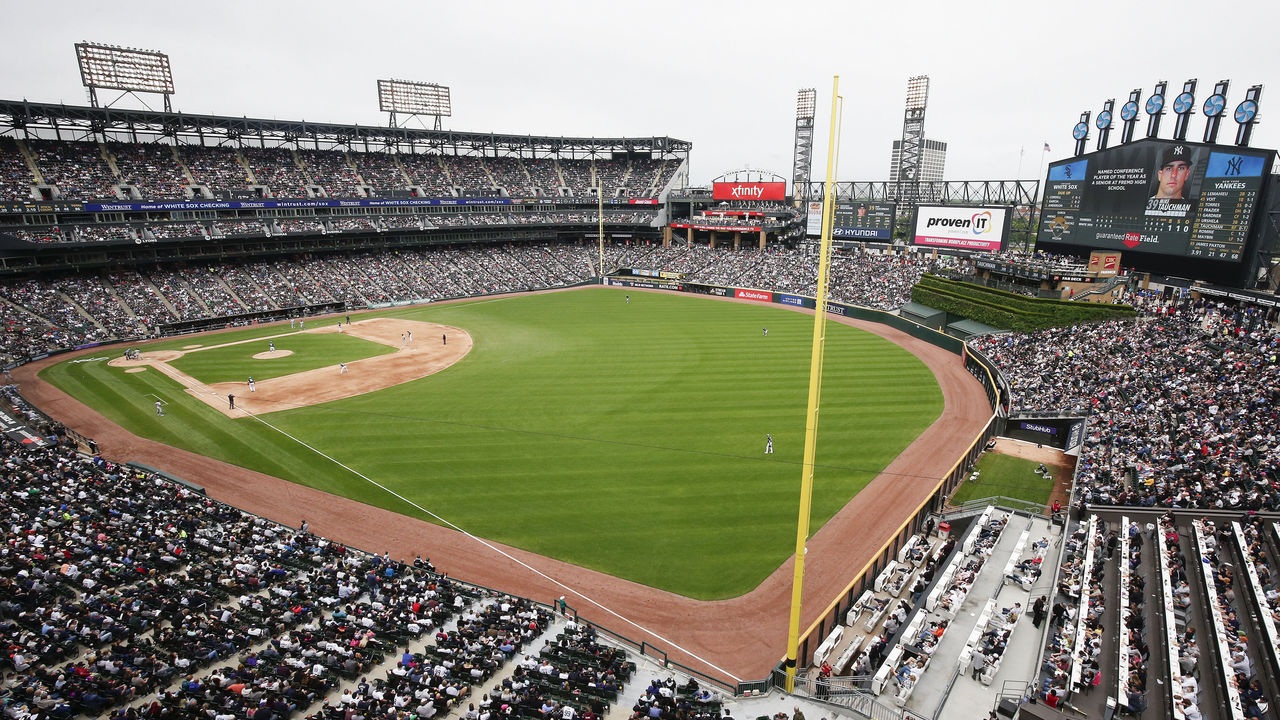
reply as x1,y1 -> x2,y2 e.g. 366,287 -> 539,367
912,205 -> 1007,252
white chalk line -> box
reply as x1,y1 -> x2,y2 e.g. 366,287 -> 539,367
191,385 -> 743,682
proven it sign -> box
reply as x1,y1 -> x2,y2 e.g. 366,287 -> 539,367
911,205 -> 1008,252
713,182 -> 786,201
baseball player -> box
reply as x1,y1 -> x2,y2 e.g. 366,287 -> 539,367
248,377 -> 256,392
290,318 -> 296,329
269,341 -> 275,352
228,394 -> 235,410
339,362 -> 348,374
337,322 -> 343,333
442,333 -> 446,346
626,295 -> 630,304
300,320 -> 304,329
407,330 -> 413,343
765,433 -> 774,454
155,400 -> 164,416
401,333 -> 407,346
763,328 -> 768,336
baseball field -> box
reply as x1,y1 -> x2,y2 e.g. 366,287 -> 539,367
41,287 -> 943,600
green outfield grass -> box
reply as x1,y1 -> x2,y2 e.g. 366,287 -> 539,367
949,453 -> 1053,508
168,332 -> 395,383
43,288 -> 944,599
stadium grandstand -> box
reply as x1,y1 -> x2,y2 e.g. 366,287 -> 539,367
2,95 -> 1280,720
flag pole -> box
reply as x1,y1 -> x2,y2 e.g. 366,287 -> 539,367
783,74 -> 840,694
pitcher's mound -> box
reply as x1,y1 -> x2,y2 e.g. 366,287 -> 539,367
253,350 -> 294,360
124,368 -> 147,374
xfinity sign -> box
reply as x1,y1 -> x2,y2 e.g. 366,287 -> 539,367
712,182 -> 786,201
912,205 -> 1008,252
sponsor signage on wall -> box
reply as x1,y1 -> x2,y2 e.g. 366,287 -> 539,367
911,205 -> 1009,252
712,182 -> 786,201
734,288 -> 773,302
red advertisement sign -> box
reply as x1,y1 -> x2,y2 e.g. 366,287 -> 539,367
734,288 -> 773,302
671,223 -> 763,232
712,182 -> 786,201
628,198 -> 659,205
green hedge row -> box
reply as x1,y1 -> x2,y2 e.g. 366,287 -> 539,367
911,274 -> 1135,332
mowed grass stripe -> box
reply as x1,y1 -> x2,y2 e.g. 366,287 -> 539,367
45,288 -> 941,599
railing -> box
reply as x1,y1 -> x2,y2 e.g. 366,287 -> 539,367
945,495 -> 1047,517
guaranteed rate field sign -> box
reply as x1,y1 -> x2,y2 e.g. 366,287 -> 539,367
42,289 -> 943,599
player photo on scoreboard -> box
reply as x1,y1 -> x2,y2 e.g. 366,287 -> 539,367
1144,143 -> 1199,221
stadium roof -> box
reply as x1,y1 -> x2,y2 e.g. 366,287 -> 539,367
0,99 -> 692,156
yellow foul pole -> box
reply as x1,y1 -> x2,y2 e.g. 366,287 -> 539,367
598,187 -> 605,277
783,75 -> 841,692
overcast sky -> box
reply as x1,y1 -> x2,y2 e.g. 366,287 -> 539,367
3,0 -> 1276,187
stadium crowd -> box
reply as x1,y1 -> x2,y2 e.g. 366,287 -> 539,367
971,291 -> 1280,511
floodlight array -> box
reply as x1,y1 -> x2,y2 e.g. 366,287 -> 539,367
904,75 -> 929,111
796,88 -> 816,120
377,79 -> 452,117
75,42 -> 174,95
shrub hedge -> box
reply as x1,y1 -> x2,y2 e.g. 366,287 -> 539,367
911,274 -> 1135,332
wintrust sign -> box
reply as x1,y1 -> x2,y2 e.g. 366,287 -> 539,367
712,182 -> 786,201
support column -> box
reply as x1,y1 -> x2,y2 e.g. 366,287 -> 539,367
687,227 -> 693,246
759,230 -> 767,250
662,225 -> 671,246
734,231 -> 741,250
710,231 -> 716,249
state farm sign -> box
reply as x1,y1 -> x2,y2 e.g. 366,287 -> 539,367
712,182 -> 786,201
734,288 -> 773,301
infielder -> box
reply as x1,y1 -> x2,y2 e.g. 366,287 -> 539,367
765,433 -> 774,454
442,333 -> 446,346
155,401 -> 164,416
228,394 -> 235,410
339,362 -> 348,374
407,330 -> 413,343
269,341 -> 275,352
248,377 -> 256,392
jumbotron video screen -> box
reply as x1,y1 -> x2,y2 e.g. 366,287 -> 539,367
832,201 -> 897,240
1038,138 -> 1275,262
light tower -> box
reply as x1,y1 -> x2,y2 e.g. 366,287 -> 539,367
791,89 -> 816,203
75,42 -> 175,112
895,76 -> 930,205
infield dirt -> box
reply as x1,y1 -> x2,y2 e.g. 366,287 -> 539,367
106,318 -> 470,417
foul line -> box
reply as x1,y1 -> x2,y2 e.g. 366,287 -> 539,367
196,386 -> 744,682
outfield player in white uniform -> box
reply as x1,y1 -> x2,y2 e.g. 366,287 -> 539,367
155,401 -> 164,416
765,433 -> 774,454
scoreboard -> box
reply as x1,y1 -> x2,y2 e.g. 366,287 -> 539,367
831,201 -> 897,240
1039,139 -> 1274,263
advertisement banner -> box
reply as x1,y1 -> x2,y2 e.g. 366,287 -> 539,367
777,293 -> 813,308
627,198 -> 659,205
712,182 -> 786,201
734,288 -> 773,302
806,201 -> 823,236
912,205 -> 1008,252
670,223 -> 764,232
